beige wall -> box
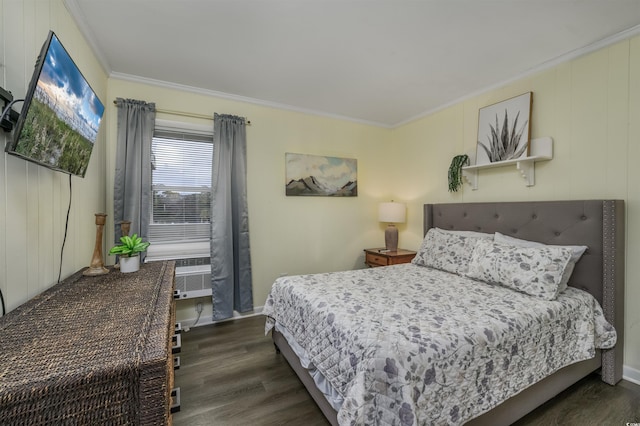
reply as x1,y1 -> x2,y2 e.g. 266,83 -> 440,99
106,78 -> 392,323
0,0 -> 108,311
392,36 -> 640,373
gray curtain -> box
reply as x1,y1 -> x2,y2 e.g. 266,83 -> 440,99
113,98 -> 156,250
211,113 -> 253,320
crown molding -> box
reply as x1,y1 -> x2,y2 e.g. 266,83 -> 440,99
65,0 -> 640,130
395,23 -> 640,128
109,72 -> 392,129
63,0 -> 112,75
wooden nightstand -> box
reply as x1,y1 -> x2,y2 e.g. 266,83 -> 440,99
364,248 -> 416,267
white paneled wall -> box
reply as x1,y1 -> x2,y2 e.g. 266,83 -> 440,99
0,0 -> 108,312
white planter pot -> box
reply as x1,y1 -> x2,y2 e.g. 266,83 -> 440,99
120,256 -> 140,273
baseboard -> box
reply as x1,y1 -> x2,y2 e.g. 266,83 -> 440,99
623,364 -> 640,385
182,305 -> 264,330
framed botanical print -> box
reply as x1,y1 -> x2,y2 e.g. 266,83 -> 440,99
476,92 -> 532,165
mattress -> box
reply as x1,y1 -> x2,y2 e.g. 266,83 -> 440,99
263,263 -> 615,425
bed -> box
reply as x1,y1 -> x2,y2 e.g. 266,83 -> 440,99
264,200 -> 625,425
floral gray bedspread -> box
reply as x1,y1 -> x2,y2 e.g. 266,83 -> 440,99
263,264 -> 616,426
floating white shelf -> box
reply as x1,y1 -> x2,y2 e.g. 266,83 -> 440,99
462,137 -> 553,190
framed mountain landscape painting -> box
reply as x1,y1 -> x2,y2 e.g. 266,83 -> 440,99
476,92 -> 532,166
285,153 -> 357,196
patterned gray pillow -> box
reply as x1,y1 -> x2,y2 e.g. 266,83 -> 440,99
494,232 -> 587,293
466,239 -> 574,300
412,228 -> 491,275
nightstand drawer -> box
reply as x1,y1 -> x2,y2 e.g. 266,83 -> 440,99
366,252 -> 389,267
388,254 -> 416,265
364,248 -> 417,268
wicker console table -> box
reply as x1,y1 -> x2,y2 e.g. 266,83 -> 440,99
0,261 -> 176,425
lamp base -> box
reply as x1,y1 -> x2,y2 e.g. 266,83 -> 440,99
384,224 -> 398,251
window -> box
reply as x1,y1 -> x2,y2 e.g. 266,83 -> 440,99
149,124 -> 213,246
147,121 -> 214,298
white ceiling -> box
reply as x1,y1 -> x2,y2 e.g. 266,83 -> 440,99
66,0 -> 640,127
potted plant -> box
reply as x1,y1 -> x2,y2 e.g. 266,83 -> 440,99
109,234 -> 150,273
448,154 -> 469,192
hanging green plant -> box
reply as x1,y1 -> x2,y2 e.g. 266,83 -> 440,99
448,154 -> 469,192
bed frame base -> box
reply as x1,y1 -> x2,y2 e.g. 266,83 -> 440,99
467,355 -> 600,425
273,329 -> 339,426
274,329 -> 600,426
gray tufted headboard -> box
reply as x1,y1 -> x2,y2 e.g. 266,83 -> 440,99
423,200 -> 625,385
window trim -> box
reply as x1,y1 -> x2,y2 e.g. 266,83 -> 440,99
155,118 -> 212,137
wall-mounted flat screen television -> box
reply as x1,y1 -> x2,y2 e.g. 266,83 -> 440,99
5,31 -> 104,177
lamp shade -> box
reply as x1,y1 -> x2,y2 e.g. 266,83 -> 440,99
378,202 -> 406,223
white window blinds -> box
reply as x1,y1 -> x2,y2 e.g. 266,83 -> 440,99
150,129 -> 213,243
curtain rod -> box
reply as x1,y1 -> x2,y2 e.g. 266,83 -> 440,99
112,100 -> 251,125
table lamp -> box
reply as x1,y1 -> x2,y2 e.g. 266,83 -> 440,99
378,201 -> 406,251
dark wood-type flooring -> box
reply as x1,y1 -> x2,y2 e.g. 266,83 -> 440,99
173,315 -> 640,426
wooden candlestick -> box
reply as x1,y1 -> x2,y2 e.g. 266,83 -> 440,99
120,220 -> 131,238
83,213 -> 109,276
114,220 -> 132,269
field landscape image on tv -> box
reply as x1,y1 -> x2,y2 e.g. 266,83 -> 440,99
15,34 -> 104,176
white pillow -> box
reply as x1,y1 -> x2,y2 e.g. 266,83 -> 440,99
412,228 -> 492,275
466,239 -> 573,300
494,232 -> 587,293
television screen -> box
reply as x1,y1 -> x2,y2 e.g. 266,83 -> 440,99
5,31 -> 104,177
